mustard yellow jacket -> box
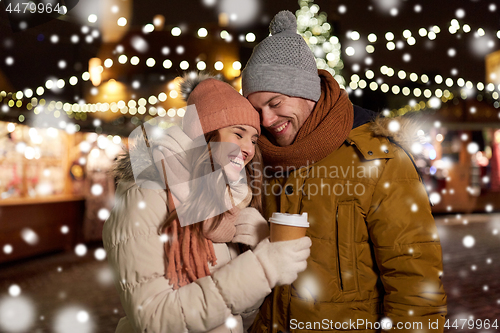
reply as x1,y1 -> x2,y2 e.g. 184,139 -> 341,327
251,116 -> 447,333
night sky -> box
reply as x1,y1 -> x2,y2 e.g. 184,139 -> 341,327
0,0 -> 499,119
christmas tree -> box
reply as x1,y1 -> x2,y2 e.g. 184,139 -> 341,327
296,0 -> 345,88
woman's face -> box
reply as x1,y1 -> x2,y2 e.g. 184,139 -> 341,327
216,125 -> 259,181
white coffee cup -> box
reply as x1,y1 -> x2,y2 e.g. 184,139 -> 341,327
269,212 -> 309,242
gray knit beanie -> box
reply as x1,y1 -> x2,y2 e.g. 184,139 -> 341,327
241,10 -> 321,102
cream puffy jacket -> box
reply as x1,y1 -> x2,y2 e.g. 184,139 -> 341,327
103,177 -> 272,333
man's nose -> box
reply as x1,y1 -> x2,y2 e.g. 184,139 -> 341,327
260,107 -> 278,128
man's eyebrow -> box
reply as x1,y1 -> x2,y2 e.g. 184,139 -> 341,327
264,94 -> 281,106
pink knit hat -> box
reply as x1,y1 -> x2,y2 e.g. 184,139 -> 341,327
180,74 -> 261,139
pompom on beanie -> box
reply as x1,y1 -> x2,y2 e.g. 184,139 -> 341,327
179,72 -> 261,139
241,10 -> 321,102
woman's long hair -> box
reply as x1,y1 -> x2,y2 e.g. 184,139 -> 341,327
161,130 -> 263,244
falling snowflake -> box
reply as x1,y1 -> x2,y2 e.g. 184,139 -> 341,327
380,317 -> 393,329
8,285 -> 21,297
467,142 -> 479,154
96,267 -> 114,286
66,123 -> 77,135
429,192 -> 441,205
21,228 -> 39,245
225,316 -> 238,329
462,235 -> 475,248
3,244 -> 13,254
0,296 -> 36,332
75,244 -> 87,256
131,36 -> 148,53
97,208 -> 110,220
94,248 -> 106,261
388,120 -> 400,132
91,184 -> 103,196
54,307 -> 94,333
218,0 -> 259,27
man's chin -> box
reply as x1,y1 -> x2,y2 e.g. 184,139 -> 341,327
274,136 -> 294,147
262,128 -> 294,147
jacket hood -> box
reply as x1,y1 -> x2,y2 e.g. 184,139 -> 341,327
369,112 -> 424,153
113,125 -> 191,184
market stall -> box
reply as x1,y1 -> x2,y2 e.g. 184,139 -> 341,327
0,121 -> 123,263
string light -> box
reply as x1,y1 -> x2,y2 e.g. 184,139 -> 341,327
197,28 -> 208,38
130,56 -> 140,65
171,27 -> 181,36
214,61 -> 223,70
245,33 -> 256,42
2,20 -> 498,125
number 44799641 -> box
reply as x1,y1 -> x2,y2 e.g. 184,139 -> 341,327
5,2 -> 66,14
444,319 -> 498,330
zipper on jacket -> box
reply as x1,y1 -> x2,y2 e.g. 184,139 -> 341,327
335,207 -> 344,291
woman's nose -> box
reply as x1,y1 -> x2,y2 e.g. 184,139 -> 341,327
240,138 -> 255,162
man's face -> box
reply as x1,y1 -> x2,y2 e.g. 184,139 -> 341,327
247,92 -> 316,147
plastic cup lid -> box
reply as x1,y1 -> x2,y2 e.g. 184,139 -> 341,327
269,212 -> 309,227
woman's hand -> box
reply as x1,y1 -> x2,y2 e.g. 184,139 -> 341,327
232,207 -> 270,249
253,237 -> 312,287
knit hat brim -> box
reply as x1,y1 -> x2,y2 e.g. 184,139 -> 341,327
182,78 -> 261,140
242,63 -> 321,102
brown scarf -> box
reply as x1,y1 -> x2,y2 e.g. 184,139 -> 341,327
258,70 -> 354,171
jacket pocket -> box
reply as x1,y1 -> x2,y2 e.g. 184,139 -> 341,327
336,201 -> 357,293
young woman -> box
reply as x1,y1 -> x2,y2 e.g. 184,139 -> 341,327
103,73 -> 311,333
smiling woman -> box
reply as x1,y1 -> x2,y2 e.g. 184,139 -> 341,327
103,72 -> 313,333
217,125 -> 259,182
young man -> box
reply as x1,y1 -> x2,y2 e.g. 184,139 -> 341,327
242,10 -> 447,333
